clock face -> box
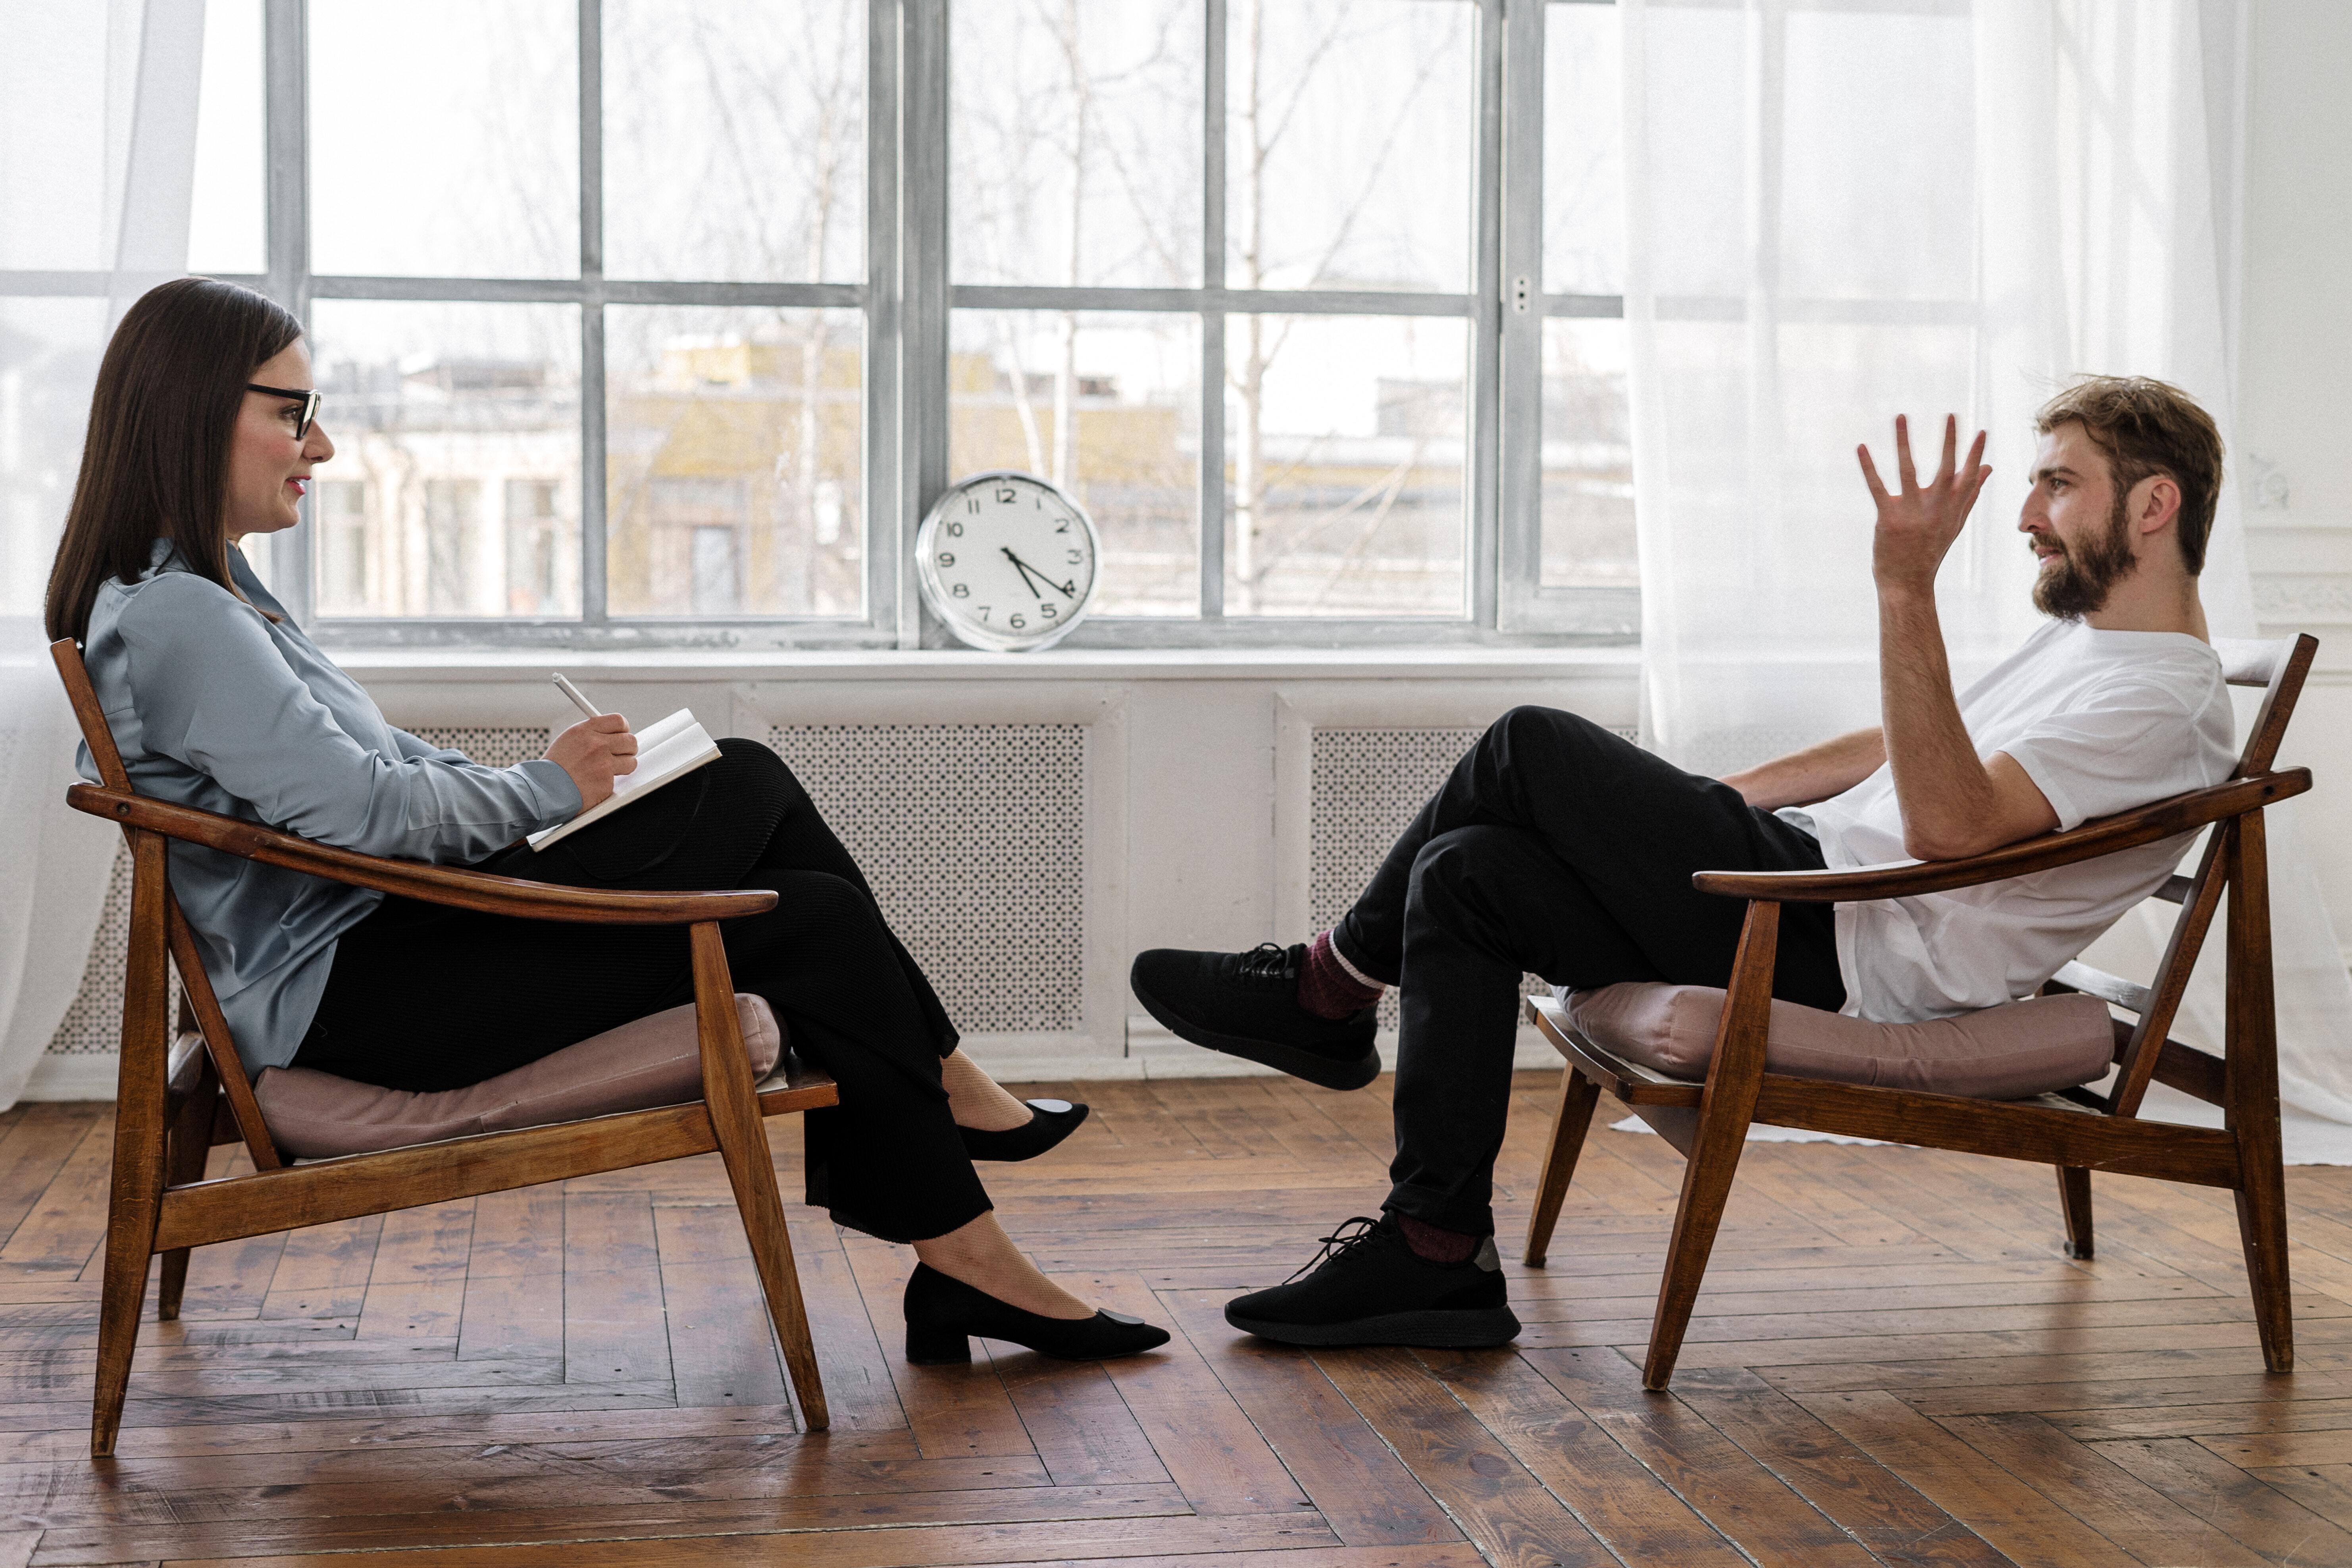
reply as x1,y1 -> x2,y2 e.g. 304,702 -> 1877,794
917,471 -> 1101,651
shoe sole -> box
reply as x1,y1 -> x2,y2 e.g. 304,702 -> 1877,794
1224,1304 -> 1522,1349
1130,972 -> 1379,1091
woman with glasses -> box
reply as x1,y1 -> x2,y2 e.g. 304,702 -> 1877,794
42,277 -> 1166,1366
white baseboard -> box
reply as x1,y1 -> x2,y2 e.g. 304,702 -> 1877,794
22,1054 -> 119,1102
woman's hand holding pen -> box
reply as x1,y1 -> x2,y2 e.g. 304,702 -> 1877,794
545,672 -> 636,810
546,714 -> 637,810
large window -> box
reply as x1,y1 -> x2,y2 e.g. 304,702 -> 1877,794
7,0 -> 1636,647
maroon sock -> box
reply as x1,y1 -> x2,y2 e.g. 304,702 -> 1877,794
1397,1214 -> 1480,1265
1298,930 -> 1384,1020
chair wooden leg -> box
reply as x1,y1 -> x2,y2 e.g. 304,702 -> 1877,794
94,1184 -> 163,1458
710,1101 -> 831,1431
691,925 -> 831,1431
156,1065 -> 218,1322
1644,902 -> 1778,1391
154,1258 -> 190,1325
2057,1167 -> 2093,1260
1644,1111 -> 1756,1390
2235,1174 -> 2292,1372
96,833 -> 173,1458
1524,1068 -> 1601,1267
2224,816 -> 2293,1372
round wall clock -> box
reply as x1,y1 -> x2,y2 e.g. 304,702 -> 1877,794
915,470 -> 1102,652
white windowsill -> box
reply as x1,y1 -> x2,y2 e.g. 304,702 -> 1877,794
333,645 -> 1645,684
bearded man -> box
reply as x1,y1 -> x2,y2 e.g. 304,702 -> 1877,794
1131,376 -> 2235,1351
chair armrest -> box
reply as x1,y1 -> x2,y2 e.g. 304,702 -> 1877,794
1692,769 -> 2310,903
67,785 -> 778,925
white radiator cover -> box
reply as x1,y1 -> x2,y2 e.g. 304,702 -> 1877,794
767,723 -> 1089,1034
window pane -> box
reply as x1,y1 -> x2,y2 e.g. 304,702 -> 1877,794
950,311 -> 1199,618
1544,0 -> 1623,297
1539,317 -> 1634,590
605,306 -> 865,618
951,0 -> 1201,288
310,2 -> 578,279
188,0 -> 264,277
1225,314 -> 1466,617
603,0 -> 864,283
308,301 -> 582,618
1226,0 -> 1472,294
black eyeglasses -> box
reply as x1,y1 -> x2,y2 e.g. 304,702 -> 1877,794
246,383 -> 321,441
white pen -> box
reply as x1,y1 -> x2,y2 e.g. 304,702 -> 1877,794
552,673 -> 602,721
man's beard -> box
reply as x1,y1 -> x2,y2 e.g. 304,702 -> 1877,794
2032,494 -> 2138,620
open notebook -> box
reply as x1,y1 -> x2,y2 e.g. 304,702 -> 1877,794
526,708 -> 723,851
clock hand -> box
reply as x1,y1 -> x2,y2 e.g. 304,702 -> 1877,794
999,547 -> 1046,599
1003,547 -> 1076,598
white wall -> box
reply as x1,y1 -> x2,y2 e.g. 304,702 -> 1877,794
2240,0 -> 2352,954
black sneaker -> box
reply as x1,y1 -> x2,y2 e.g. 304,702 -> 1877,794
1226,1214 -> 1521,1349
1130,944 -> 1380,1091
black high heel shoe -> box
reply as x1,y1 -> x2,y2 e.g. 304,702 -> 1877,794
902,1262 -> 1170,1364
957,1098 -> 1088,1162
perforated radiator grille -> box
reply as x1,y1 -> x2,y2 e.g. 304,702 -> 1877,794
404,726 -> 551,766
1309,723 -> 1637,1033
769,724 -> 1088,1034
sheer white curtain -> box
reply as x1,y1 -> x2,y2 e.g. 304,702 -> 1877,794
1624,0 -> 2352,1157
0,0 -> 207,1104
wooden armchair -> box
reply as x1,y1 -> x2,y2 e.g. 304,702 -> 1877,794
47,641 -> 838,1456
1521,633 -> 2319,1390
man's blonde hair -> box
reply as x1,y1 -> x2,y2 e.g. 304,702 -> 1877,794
2034,376 -> 2224,574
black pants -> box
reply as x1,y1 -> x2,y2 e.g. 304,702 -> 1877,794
1334,706 -> 1846,1237
294,738 -> 989,1245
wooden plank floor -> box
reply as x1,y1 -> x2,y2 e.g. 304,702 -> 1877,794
1,1072 -> 2350,1565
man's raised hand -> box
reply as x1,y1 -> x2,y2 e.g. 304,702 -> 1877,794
1859,414 -> 1992,597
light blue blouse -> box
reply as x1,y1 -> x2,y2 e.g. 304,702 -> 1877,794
76,540 -> 581,1071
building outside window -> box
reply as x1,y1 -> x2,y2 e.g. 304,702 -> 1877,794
316,479 -> 369,614
606,321 -> 863,618
504,478 -> 566,615
422,479 -> 480,616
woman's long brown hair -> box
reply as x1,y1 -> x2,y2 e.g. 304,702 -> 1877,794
44,277 -> 304,643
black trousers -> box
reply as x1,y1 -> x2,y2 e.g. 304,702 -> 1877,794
1334,706 -> 1847,1237
294,738 -> 990,1245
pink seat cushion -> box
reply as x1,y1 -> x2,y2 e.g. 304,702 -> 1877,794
254,994 -> 784,1160
1561,983 -> 2116,1100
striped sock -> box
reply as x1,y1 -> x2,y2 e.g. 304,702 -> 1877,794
1397,1214 -> 1480,1264
1298,929 -> 1385,1020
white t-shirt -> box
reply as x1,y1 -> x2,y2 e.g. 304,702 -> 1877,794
1782,620 -> 2234,1024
